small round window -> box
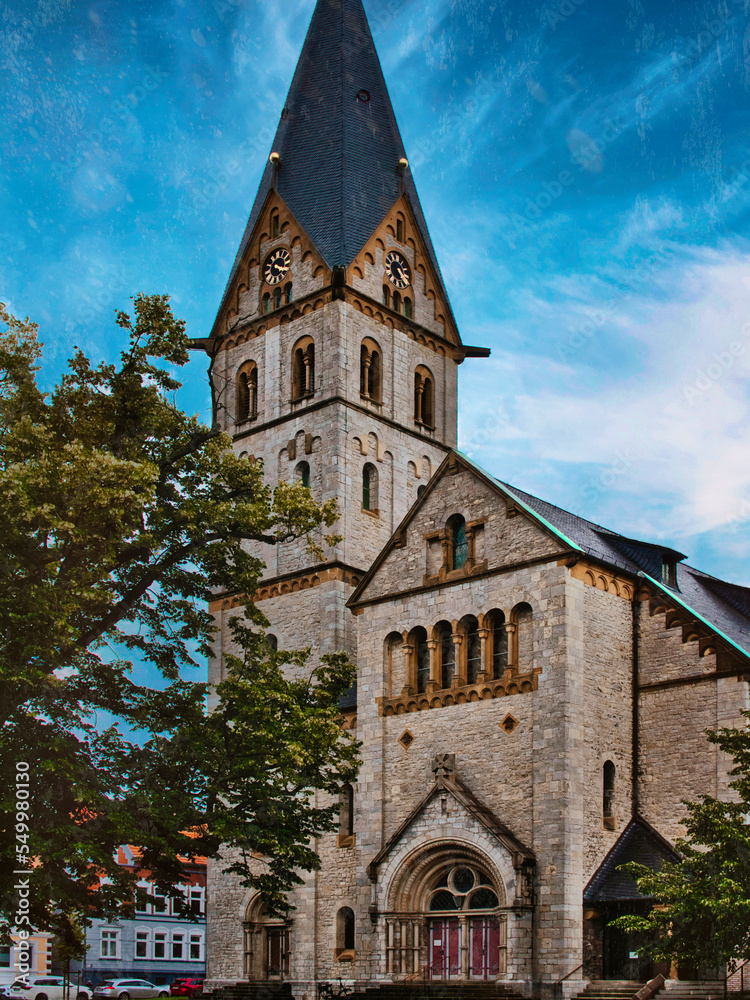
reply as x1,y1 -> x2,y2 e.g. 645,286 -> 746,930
450,867 -> 475,894
357,89 -> 371,102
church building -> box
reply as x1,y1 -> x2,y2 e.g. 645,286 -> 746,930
199,0 -> 750,996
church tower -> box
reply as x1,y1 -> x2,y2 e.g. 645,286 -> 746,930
204,0 -> 487,676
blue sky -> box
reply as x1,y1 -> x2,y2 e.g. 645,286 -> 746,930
2,0 -> 750,594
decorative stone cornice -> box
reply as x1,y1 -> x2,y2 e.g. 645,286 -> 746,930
208,563 -> 364,610
377,669 -> 541,716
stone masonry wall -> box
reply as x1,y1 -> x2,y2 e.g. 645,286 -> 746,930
637,605 -> 747,843
580,583 -> 633,882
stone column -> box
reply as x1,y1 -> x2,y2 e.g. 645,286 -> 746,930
401,632 -> 414,694
459,915 -> 469,977
506,622 -> 517,673
361,351 -> 372,398
452,621 -> 464,686
427,637 -> 439,693
477,612 -> 490,682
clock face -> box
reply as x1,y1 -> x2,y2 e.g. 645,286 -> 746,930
384,250 -> 411,289
263,248 -> 291,285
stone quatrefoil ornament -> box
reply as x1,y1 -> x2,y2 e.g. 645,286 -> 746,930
431,753 -> 455,778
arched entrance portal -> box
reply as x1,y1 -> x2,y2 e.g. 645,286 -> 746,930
386,845 -> 508,981
427,864 -> 503,979
243,897 -> 291,981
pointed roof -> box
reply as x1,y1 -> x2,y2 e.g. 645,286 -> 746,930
583,817 -> 679,902
367,773 -> 535,880
213,0 -> 458,335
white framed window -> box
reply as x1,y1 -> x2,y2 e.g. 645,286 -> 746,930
135,931 -> 149,959
189,886 -> 204,915
153,931 -> 167,960
100,929 -> 119,959
152,891 -> 167,915
189,934 -> 203,961
171,933 -> 184,960
135,881 -> 150,914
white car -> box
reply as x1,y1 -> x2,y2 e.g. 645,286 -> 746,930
93,983 -> 168,1000
8,978 -> 91,1000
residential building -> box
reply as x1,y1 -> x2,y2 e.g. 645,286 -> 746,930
81,847 -> 205,987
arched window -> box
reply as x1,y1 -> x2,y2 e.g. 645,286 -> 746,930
411,626 -> 430,694
417,484 -> 426,498
403,296 -> 412,319
392,290 -> 401,313
360,338 -> 382,401
487,610 -> 507,679
262,292 -> 271,314
414,365 -> 434,426
396,217 -> 404,242
335,907 -> 355,957
339,784 -> 354,839
266,634 -> 278,652
292,336 -> 315,399
270,210 -> 280,238
273,287 -> 282,310
296,461 -> 311,489
236,363 -> 258,422
362,463 -> 378,511
385,631 -> 403,698
284,281 -> 293,305
382,285 -> 390,308
513,602 -> 533,671
603,761 -> 616,830
437,621 -> 454,689
462,615 -> 481,685
447,514 -> 468,570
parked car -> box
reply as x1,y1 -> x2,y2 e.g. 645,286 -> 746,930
7,978 -> 92,1000
93,983 -> 168,1000
168,982 -> 203,998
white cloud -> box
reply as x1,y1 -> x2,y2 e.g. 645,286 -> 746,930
460,242 -> 750,548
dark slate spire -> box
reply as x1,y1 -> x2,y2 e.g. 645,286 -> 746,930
215,0 -> 457,333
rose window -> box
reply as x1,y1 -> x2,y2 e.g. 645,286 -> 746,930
428,865 -> 499,911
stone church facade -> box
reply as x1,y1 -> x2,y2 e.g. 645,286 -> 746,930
198,0 -> 750,996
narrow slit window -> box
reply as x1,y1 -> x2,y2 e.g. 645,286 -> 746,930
603,760 -> 616,830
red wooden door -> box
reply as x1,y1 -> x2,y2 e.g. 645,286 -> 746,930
469,917 -> 500,979
429,919 -> 460,979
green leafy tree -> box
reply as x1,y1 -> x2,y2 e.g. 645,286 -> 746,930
0,297 -> 359,942
615,716 -> 750,971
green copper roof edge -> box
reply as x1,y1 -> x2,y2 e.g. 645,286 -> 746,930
643,573 -> 750,660
454,450 -> 585,555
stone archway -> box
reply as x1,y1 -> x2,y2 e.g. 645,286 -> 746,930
242,895 -> 291,981
384,842 -> 508,980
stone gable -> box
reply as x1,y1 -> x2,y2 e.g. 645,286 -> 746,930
352,462 -> 568,607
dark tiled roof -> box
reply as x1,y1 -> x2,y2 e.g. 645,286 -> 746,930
213,0 -> 458,337
496,477 -> 750,658
584,817 -> 680,902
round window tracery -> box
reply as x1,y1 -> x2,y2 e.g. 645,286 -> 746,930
427,865 -> 499,912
